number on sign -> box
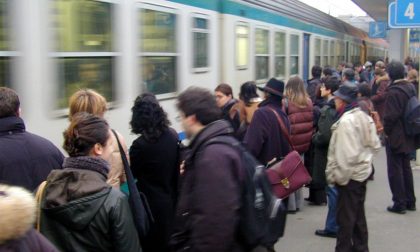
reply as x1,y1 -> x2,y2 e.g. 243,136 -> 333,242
405,3 -> 415,20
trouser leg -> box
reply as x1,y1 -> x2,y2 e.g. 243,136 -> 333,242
386,144 -> 406,209
351,181 -> 369,252
325,185 -> 338,233
402,154 -> 416,207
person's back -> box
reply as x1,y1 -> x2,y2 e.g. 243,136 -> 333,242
39,113 -> 141,252
0,87 -> 63,191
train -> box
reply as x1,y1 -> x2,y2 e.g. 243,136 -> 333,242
0,0 -> 388,147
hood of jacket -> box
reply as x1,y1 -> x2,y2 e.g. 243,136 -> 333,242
0,184 -> 35,245
42,157 -> 111,231
376,74 -> 390,84
0,116 -> 25,134
189,120 -> 233,153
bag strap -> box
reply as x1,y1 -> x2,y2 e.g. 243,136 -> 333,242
35,181 -> 47,232
267,107 -> 295,151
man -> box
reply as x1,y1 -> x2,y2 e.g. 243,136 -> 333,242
360,61 -> 373,83
172,87 -> 244,251
0,87 -> 64,191
215,83 -> 240,131
325,84 -> 381,251
312,77 -> 340,238
307,65 -> 323,103
341,68 -> 357,85
243,78 -> 290,165
383,61 -> 417,214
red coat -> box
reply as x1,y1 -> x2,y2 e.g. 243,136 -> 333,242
284,99 -> 314,154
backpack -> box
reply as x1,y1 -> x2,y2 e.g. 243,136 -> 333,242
203,136 -> 287,249
390,85 -> 420,136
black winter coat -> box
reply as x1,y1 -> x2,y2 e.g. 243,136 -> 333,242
311,99 -> 336,189
170,120 -> 244,252
130,128 -> 179,252
0,229 -> 58,252
384,80 -> 417,153
0,116 -> 64,191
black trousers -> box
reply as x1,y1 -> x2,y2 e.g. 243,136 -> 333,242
385,144 -> 416,209
336,180 -> 368,252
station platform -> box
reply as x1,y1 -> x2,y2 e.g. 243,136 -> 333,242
275,147 -> 420,251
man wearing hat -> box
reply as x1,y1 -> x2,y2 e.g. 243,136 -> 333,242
325,83 -> 381,252
360,61 -> 373,83
244,78 -> 291,166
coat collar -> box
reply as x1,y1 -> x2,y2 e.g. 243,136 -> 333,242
0,116 -> 25,134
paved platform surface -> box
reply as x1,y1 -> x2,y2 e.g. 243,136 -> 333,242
275,148 -> 420,252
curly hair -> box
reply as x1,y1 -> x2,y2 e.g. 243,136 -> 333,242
63,112 -> 109,157
130,93 -> 170,142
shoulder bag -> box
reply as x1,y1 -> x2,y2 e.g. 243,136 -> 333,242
265,108 -> 312,199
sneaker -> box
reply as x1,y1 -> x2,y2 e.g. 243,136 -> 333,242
387,206 -> 406,214
315,229 -> 337,238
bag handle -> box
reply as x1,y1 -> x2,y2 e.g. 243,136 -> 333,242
35,180 -> 47,231
267,107 -> 295,151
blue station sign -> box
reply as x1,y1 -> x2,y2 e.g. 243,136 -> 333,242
389,0 -> 420,28
369,22 -> 387,38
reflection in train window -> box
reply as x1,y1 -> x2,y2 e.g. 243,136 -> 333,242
323,40 -> 329,66
52,0 -> 112,52
314,38 -> 321,67
141,57 -> 176,95
255,28 -> 269,80
275,32 -> 285,78
236,23 -> 249,69
140,8 -> 177,95
290,34 -> 299,75
0,0 -> 11,87
56,57 -> 113,109
192,16 -> 209,69
52,0 -> 115,109
330,41 -> 335,68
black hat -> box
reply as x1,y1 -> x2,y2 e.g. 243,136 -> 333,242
333,83 -> 358,103
257,78 -> 284,97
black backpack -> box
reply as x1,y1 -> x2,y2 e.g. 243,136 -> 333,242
204,136 -> 287,249
390,85 -> 420,136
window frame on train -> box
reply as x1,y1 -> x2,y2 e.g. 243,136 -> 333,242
274,30 -> 286,80
289,33 -> 300,76
235,21 -> 249,70
191,13 -> 210,72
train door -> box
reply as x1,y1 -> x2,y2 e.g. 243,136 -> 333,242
303,33 -> 310,82
345,41 -> 350,62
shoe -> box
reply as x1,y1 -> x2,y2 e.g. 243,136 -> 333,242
387,206 -> 406,214
315,229 -> 337,238
308,201 -> 327,206
407,204 -> 416,211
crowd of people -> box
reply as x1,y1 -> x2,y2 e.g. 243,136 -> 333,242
0,57 -> 418,252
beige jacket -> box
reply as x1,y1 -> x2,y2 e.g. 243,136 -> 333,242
107,130 -> 127,188
326,107 -> 381,186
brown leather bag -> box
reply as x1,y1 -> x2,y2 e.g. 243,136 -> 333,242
265,108 -> 312,199
370,110 -> 384,134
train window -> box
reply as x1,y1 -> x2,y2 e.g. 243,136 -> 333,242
0,0 -> 11,87
330,41 -> 335,68
255,28 -> 269,80
192,15 -> 209,70
275,32 -> 286,78
236,23 -> 249,69
140,8 -> 177,95
289,34 -> 299,75
322,40 -> 329,66
52,0 -> 115,109
314,38 -> 321,66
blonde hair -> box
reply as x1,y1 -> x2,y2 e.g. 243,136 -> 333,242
285,76 -> 309,107
408,69 -> 418,82
69,89 -> 107,120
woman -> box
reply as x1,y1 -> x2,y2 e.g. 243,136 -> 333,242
69,89 -> 126,188
283,76 -> 314,212
407,69 -> 419,95
230,81 -> 262,140
130,93 -> 179,252
39,113 -> 141,251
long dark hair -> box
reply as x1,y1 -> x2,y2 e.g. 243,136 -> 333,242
130,93 -> 170,142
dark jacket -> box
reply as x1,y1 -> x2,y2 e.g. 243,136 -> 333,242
307,78 -> 322,103
222,99 -> 241,133
0,229 -> 58,252
384,79 -> 417,153
371,74 -> 390,119
130,128 -> 179,252
40,157 -> 141,252
284,98 -> 314,154
0,116 -> 64,191
311,98 -> 336,189
171,120 -> 243,252
243,98 -> 291,165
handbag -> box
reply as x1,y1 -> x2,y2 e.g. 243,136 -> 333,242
265,108 -> 312,199
111,129 -> 154,238
35,181 -> 47,231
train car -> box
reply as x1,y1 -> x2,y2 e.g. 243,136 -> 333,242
0,0 -> 387,147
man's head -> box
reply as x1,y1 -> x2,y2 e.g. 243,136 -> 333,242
342,68 -> 355,82
337,61 -> 346,72
0,87 -> 20,118
333,83 -> 358,110
354,62 -> 363,73
214,83 -> 233,108
321,76 -> 340,98
364,61 -> 372,71
386,61 -> 405,81
177,87 -> 221,138
311,66 -> 322,79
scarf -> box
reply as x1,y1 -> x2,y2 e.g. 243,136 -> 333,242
63,156 -> 109,178
335,101 -> 358,121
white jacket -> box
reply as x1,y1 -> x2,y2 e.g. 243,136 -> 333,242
326,107 -> 381,186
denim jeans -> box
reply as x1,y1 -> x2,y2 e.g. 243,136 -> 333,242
325,185 -> 338,233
